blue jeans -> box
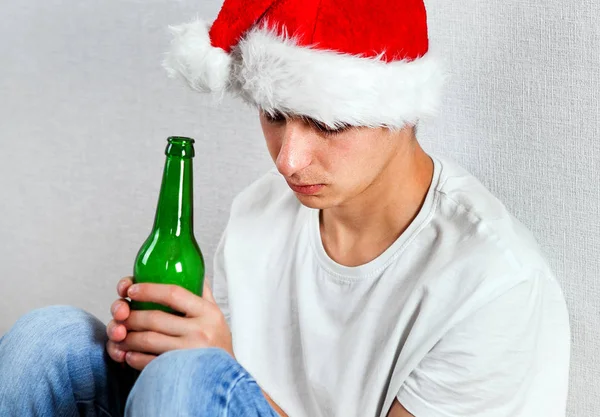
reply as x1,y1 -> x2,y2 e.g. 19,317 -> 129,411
0,305 -> 280,417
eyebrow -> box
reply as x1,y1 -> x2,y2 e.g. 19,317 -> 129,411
283,111 -> 350,129
263,109 -> 353,132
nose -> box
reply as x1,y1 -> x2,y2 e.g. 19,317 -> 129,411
275,120 -> 312,178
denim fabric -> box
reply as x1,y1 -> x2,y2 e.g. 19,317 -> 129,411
0,306 -> 279,417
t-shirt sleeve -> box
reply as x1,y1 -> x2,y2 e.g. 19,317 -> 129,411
397,275 -> 570,417
212,226 -> 231,326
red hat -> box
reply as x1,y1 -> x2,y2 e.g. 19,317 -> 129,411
163,0 -> 446,129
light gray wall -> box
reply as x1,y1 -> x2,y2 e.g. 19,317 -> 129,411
0,0 -> 598,415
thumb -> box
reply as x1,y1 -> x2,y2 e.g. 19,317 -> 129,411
202,277 -> 216,304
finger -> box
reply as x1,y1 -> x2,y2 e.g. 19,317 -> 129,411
117,277 -> 134,298
202,278 -> 216,304
106,340 -> 127,363
111,299 -> 131,322
124,310 -> 188,336
125,351 -> 157,371
119,331 -> 180,355
127,283 -> 205,317
106,320 -> 128,342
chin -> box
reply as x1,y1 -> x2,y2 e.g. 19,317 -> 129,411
294,194 -> 337,210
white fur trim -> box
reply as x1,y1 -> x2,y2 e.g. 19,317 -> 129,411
163,19 -> 232,94
233,27 -> 447,129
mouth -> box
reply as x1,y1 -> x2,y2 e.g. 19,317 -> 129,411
286,182 -> 324,196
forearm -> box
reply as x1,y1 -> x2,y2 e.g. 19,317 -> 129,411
229,350 -> 287,416
261,389 -> 289,417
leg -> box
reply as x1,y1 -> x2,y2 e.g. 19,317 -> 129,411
0,305 -> 137,417
125,348 -> 280,417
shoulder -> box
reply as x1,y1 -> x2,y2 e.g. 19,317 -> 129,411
431,155 -> 552,275
225,169 -> 304,246
421,156 -> 565,314
230,168 -> 300,221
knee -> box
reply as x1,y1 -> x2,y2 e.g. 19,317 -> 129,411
126,348 -> 238,415
0,305 -> 106,366
144,347 -> 236,388
0,306 -> 109,412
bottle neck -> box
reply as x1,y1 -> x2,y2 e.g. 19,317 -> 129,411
153,155 -> 194,237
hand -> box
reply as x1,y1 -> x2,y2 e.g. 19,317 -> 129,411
106,277 -> 135,364
114,279 -> 233,371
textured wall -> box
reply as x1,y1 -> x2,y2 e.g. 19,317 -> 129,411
423,2 -> 600,415
0,0 -> 598,415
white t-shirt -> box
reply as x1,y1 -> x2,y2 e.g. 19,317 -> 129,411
212,154 -> 571,417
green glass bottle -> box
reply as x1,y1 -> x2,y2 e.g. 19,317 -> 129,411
131,136 -> 205,315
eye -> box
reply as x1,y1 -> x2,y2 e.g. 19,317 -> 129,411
306,118 -> 351,136
263,111 -> 287,124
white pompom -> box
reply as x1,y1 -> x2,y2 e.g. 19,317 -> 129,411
162,19 -> 232,93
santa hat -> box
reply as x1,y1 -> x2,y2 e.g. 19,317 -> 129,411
163,0 -> 446,129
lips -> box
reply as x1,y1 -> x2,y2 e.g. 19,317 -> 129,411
287,182 -> 324,195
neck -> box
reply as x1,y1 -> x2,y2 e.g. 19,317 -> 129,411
320,139 -> 434,267
153,155 -> 194,237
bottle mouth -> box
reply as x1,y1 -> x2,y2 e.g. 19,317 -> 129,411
165,136 -> 195,158
168,136 -> 195,144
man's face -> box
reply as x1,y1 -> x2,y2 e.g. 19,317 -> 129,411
260,111 -> 410,209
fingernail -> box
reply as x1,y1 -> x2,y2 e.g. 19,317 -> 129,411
111,326 -> 121,340
128,285 -> 138,296
111,303 -> 120,315
126,351 -> 133,361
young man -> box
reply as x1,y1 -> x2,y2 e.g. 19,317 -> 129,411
0,0 -> 571,416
